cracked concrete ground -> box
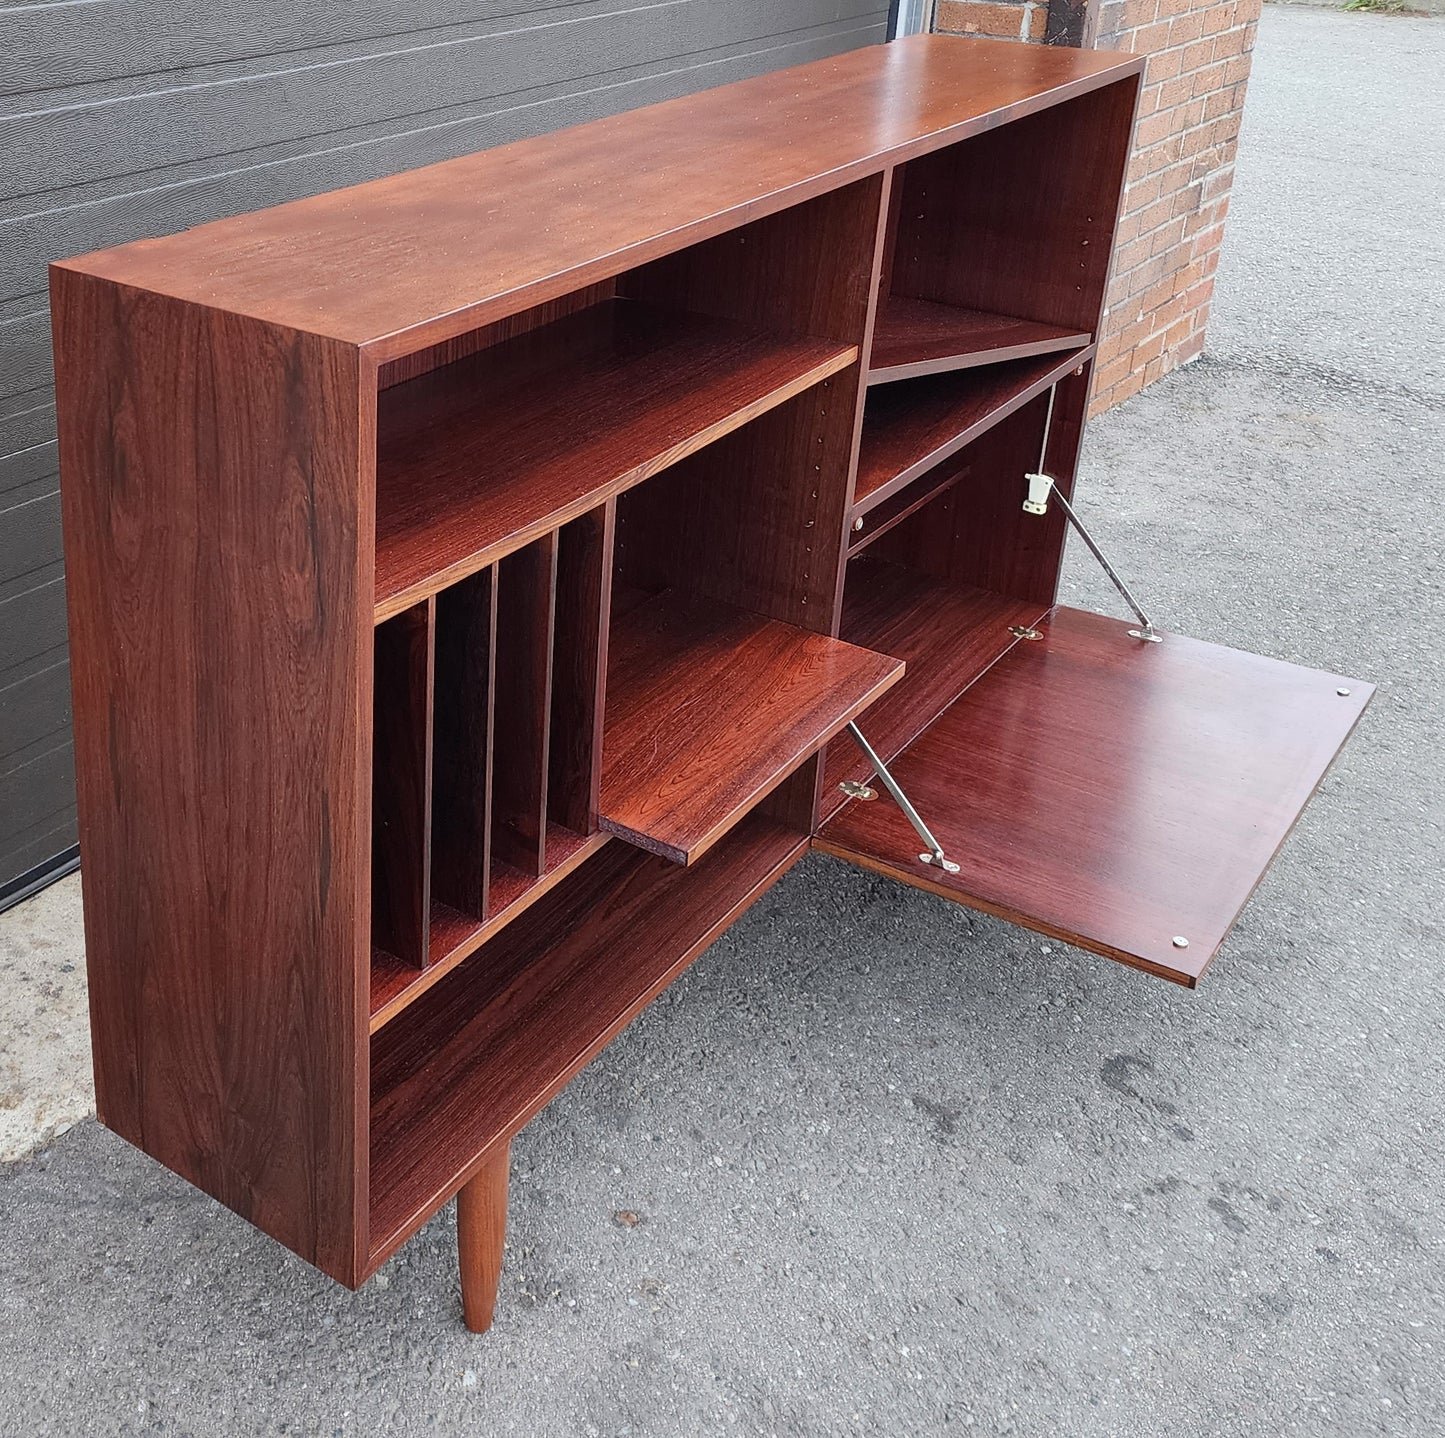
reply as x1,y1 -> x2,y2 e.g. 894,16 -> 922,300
1,8 -> 1441,1435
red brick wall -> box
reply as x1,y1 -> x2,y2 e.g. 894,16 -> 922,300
932,0 -> 1261,412
935,1 -> 1051,40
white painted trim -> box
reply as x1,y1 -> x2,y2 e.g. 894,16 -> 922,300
893,0 -> 933,36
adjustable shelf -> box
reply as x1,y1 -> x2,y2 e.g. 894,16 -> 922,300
375,298 -> 856,621
368,813 -> 807,1265
600,589 -> 904,864
868,295 -> 1090,385
851,346 -> 1092,519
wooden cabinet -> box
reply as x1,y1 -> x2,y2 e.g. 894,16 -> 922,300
50,35 -> 1370,1331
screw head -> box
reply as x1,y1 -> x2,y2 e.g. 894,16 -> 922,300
1336,687 -> 1351,697
1171,935 -> 1190,949
853,516 -> 864,532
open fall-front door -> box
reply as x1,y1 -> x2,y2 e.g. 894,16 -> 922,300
817,605 -> 1372,986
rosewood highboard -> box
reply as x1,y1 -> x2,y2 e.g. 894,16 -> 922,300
50,34 -> 1371,1332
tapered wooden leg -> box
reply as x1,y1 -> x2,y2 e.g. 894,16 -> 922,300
457,1141 -> 510,1333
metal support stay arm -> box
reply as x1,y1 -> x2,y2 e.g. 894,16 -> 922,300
844,722 -> 960,874
1023,384 -> 1162,643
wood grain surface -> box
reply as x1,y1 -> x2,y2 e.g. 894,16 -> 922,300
370,600 -> 434,970
820,559 -> 1048,814
55,37 -> 1144,358
599,590 -> 903,864
51,268 -> 371,1285
374,300 -> 855,621
889,76 -> 1139,336
491,536 -> 558,879
369,832 -> 609,1032
547,504 -> 614,837
457,1141 -> 510,1334
368,815 -> 807,1266
853,346 -> 1092,513
873,371 -> 1089,609
430,570 -> 497,924
868,295 -> 1090,384
818,606 -> 1374,984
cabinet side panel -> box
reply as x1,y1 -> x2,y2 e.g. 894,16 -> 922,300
51,268 -> 370,1285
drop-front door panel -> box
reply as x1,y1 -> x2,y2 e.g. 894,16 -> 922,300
817,606 -> 1373,985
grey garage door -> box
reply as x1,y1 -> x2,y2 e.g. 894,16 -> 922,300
0,0 -> 895,908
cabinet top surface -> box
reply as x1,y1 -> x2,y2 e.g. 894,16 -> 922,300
53,35 -> 1141,358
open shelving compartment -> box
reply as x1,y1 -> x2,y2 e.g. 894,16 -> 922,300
813,86 -> 1377,988
865,83 -> 1131,388
823,386 -> 1069,816
367,469 -> 901,1264
373,292 -> 856,624
364,175 -> 905,1266
820,345 -> 1374,989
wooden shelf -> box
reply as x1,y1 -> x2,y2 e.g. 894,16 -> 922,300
848,462 -> 974,560
821,559 -> 1050,813
599,590 -> 904,864
868,294 -> 1090,385
368,814 -> 808,1264
375,299 -> 857,622
852,347 -> 1091,516
369,828 -> 607,1032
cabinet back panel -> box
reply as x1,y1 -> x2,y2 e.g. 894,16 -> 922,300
890,79 -> 1139,335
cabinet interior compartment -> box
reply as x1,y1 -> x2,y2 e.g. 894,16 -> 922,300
870,79 -> 1136,385
371,508 -> 615,1028
429,569 -> 496,930
850,346 -> 1091,532
368,810 -> 809,1269
371,176 -> 890,625
823,385 -> 1070,818
597,381 -> 904,866
370,600 -> 435,971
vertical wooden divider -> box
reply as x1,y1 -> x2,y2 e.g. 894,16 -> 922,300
431,568 -> 498,929
548,502 -> 615,836
371,598 -> 436,968
491,533 -> 559,879
875,164 -> 904,320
